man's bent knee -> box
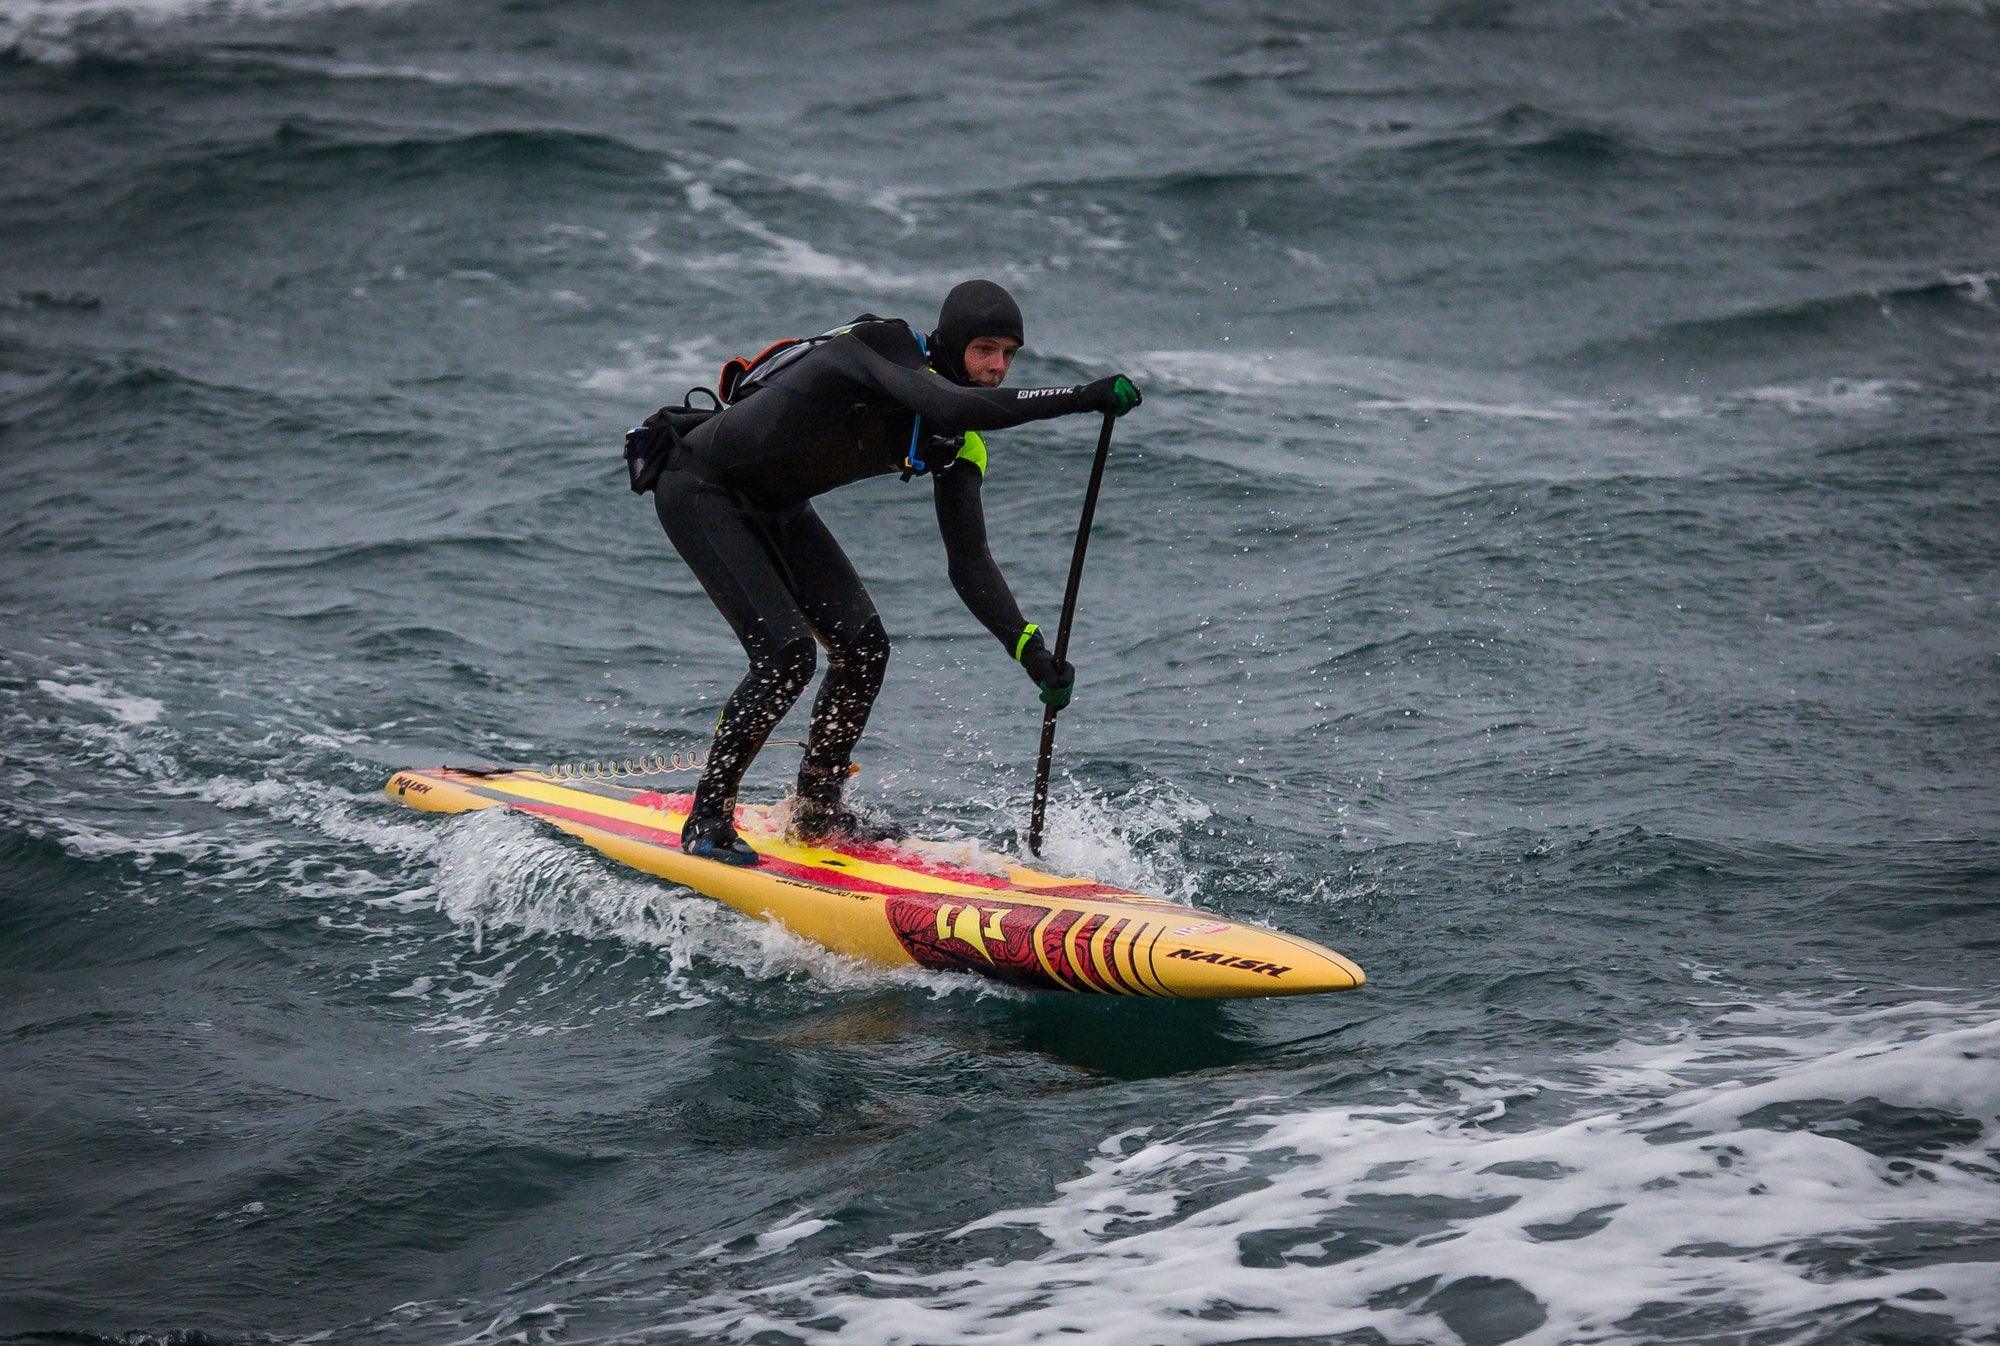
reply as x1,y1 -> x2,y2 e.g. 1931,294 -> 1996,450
768,637 -> 819,695
826,616 -> 890,676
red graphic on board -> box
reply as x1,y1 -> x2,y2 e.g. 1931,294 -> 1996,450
887,895 -> 1114,991
884,896 -> 1152,994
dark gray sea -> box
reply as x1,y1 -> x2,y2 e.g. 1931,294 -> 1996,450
3,2 -> 1997,1342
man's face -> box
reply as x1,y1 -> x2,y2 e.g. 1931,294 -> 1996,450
962,336 -> 1020,387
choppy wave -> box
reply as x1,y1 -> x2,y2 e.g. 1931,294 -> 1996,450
0,649 -> 1053,1048
660,996 -> 2000,1345
1128,346 -> 1927,430
90,123 -> 663,236
421,807 -> 1019,1038
1560,269 -> 2000,377
668,165 -> 938,296
1389,103 -> 1637,172
0,0 -> 422,63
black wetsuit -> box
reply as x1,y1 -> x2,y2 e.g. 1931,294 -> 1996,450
654,317 -> 1103,827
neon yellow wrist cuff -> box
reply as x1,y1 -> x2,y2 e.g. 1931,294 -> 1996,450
1013,623 -> 1040,662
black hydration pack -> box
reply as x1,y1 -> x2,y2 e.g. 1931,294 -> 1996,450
623,386 -> 722,495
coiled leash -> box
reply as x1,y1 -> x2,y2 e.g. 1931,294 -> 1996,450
544,741 -> 858,783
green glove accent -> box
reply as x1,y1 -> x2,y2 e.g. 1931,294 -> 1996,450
1109,374 -> 1142,417
1019,632 -> 1074,710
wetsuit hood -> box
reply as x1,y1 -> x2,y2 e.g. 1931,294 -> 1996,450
928,279 -> 1024,385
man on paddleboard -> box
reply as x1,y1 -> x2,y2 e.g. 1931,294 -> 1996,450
652,280 -> 1142,864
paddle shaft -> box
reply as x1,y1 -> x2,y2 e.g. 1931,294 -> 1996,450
1028,412 -> 1117,855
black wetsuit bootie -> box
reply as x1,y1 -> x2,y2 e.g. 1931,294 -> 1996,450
788,767 -> 905,844
681,792 -> 759,866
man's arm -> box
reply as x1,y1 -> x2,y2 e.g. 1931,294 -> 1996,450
933,439 -> 1035,650
932,441 -> 1074,703
845,335 -> 1128,434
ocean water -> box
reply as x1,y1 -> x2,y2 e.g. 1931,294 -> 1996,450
2,1 -> 1997,1342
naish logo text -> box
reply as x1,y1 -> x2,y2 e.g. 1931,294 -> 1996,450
1165,949 -> 1290,978
1015,387 -> 1077,400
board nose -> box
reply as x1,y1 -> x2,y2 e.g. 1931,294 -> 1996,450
1146,928 -> 1366,999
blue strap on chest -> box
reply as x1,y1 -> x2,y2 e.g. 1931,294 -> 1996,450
905,325 -> 929,474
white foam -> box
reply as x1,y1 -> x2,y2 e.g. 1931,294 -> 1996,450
315,59 -> 507,89
670,164 -> 928,294
437,1301 -> 568,1346
577,336 -> 720,399
192,775 -> 291,810
1357,396 -> 1580,422
423,810 -> 1016,1022
1737,378 -> 1909,415
1029,780 -> 1209,906
36,678 -> 163,725
1127,348 -> 1919,430
1621,379 -> 1917,423
7,657 -> 1012,1012
754,1214 -> 832,1256
1129,348 -> 1592,425
1129,347 -> 1349,395
173,768 -> 440,862
897,835 -> 1011,881
1,0 -> 424,61
669,997 -> 2000,1345
778,171 -> 919,230
8,666 -> 452,912
1943,270 -> 1994,305
28,813 -> 218,870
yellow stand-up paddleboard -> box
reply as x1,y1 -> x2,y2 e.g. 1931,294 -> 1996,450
385,767 -> 1364,999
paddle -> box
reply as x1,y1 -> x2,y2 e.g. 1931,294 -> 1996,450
1028,411 -> 1117,855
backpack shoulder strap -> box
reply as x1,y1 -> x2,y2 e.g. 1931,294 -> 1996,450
717,316 -> 926,403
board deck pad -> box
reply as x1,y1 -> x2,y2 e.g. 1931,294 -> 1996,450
386,768 -> 1364,999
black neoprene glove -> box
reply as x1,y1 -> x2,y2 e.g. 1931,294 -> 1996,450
1020,637 -> 1076,711
1082,374 -> 1143,417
